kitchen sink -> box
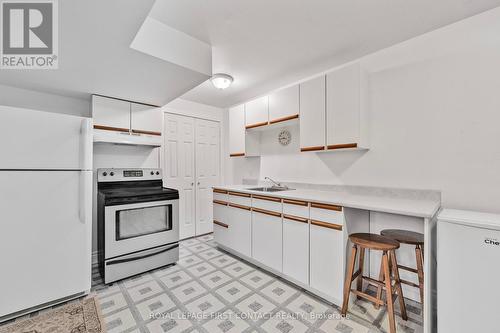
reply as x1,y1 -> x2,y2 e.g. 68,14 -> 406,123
247,187 -> 293,192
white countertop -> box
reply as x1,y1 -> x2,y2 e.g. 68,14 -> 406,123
214,185 -> 441,218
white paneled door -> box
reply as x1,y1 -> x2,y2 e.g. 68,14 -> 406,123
195,119 -> 220,236
164,113 -> 220,239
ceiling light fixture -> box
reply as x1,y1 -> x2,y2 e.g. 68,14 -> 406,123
210,73 -> 233,90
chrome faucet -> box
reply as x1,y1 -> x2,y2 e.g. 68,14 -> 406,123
265,177 -> 288,189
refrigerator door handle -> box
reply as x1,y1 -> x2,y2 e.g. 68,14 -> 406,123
80,118 -> 93,171
79,171 -> 92,224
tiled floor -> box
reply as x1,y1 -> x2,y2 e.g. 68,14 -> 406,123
2,234 -> 423,333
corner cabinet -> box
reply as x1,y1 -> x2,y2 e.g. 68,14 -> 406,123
228,105 -> 246,157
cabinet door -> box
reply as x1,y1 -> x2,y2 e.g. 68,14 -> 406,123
245,96 -> 269,128
131,103 -> 163,135
213,202 -> 230,248
227,205 -> 252,257
269,85 -> 299,123
228,104 -> 246,157
92,95 -> 130,131
310,221 -> 344,302
299,76 -> 326,151
283,216 -> 309,285
252,210 -> 282,272
326,63 -> 360,148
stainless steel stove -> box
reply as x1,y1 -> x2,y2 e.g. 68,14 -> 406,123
97,168 -> 179,284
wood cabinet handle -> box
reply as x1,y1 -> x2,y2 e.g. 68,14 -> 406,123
228,203 -> 251,211
213,220 -> 229,228
252,194 -> 282,203
269,114 -> 299,124
245,121 -> 269,129
131,129 -> 162,136
283,199 -> 308,206
213,189 -> 228,194
252,207 -> 282,218
94,124 -> 130,133
230,153 -> 245,157
311,219 -> 343,230
311,202 -> 342,211
213,200 -> 228,206
327,143 -> 358,150
228,191 -> 251,198
283,214 -> 308,224
300,146 -> 325,152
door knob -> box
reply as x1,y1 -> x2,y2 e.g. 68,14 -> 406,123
197,182 -> 200,185
191,182 -> 194,186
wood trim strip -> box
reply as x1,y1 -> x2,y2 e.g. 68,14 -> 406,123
283,199 -> 308,206
93,124 -> 130,133
311,202 -> 342,211
311,220 -> 343,231
283,214 -> 308,224
131,129 -> 162,136
245,121 -> 269,129
300,145 -> 325,152
213,220 -> 229,228
269,114 -> 299,124
213,189 -> 228,194
252,194 -> 282,203
230,153 -> 245,157
228,203 -> 252,211
213,200 -> 228,206
327,143 -> 358,150
228,191 -> 251,198
252,207 -> 282,218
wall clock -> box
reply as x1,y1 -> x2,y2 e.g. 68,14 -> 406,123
278,129 -> 291,146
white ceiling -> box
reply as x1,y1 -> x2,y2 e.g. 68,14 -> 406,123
150,0 -> 500,108
0,0 -> 210,106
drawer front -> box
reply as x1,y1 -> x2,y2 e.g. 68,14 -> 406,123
227,191 -> 252,207
310,203 -> 343,226
213,192 -> 227,202
283,199 -> 309,219
252,195 -> 282,213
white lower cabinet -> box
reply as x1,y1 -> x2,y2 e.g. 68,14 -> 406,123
227,205 -> 252,257
213,202 -> 230,248
283,216 -> 309,285
252,210 -> 283,272
309,221 -> 344,302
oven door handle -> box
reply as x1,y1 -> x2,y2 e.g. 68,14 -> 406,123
106,243 -> 179,266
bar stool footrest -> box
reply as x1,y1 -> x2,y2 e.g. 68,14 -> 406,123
400,279 -> 420,289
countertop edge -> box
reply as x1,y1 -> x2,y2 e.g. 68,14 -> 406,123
213,185 -> 441,219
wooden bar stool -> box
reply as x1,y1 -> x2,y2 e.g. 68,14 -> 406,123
378,229 -> 425,305
342,233 -> 407,333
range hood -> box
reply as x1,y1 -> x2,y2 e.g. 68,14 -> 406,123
93,129 -> 161,147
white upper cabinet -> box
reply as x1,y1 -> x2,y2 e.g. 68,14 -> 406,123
326,62 -> 367,149
268,85 -> 299,123
228,104 -> 246,157
245,96 -> 269,128
130,103 -> 162,134
92,95 -> 130,131
299,75 -> 326,151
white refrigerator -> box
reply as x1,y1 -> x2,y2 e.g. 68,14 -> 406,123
0,106 -> 93,320
437,209 -> 500,332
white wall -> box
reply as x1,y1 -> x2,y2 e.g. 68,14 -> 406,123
228,7 -> 500,214
0,84 -> 90,117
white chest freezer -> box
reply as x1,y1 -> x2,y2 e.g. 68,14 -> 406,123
437,209 -> 500,333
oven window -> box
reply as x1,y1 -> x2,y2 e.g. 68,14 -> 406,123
115,204 -> 172,240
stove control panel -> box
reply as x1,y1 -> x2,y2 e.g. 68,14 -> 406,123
97,168 -> 162,182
